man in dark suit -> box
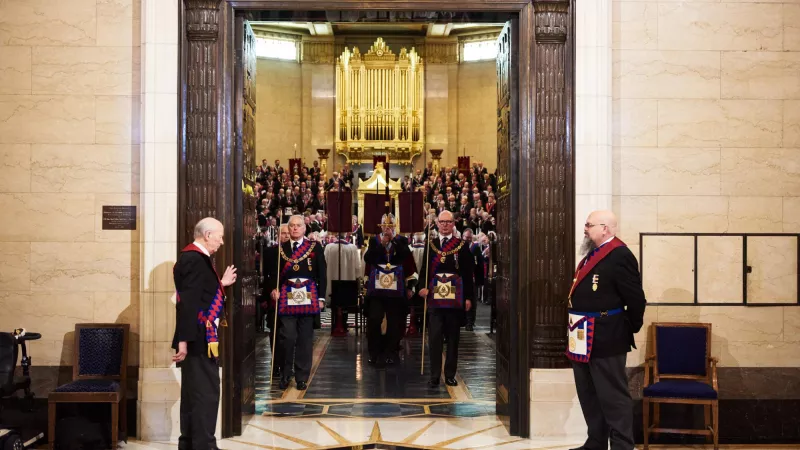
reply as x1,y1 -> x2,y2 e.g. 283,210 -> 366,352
172,218 -> 237,450
460,228 -> 484,331
266,215 -> 327,390
568,210 -> 646,450
417,210 -> 474,387
363,214 -> 418,366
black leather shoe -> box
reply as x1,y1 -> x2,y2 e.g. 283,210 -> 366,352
445,377 -> 458,386
279,377 -> 290,390
465,324 -> 474,331
384,356 -> 395,364
428,378 -> 440,387
296,381 -> 308,390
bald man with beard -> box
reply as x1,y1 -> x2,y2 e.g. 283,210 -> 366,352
567,210 -> 646,450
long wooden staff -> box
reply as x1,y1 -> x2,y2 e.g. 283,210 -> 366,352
420,222 -> 433,375
269,211 -> 283,386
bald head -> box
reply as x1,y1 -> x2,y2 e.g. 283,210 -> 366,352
584,210 -> 618,246
193,217 -> 224,254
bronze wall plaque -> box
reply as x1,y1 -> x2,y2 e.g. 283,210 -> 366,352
102,206 -> 137,230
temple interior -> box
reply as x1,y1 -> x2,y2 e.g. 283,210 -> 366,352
0,0 -> 799,449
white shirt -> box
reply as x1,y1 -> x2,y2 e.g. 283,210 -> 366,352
600,236 -> 615,247
192,241 -> 210,257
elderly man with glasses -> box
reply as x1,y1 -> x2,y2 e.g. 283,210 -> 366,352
417,210 -> 475,387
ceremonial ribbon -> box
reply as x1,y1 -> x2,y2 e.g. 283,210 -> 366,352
280,240 -> 315,278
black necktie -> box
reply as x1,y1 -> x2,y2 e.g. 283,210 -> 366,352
442,237 -> 449,247
293,242 -> 299,253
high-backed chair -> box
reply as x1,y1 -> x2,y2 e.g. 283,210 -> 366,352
48,323 -> 129,449
642,322 -> 718,450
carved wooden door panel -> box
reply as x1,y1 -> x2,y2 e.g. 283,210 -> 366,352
230,16 -> 258,435
495,19 -> 522,435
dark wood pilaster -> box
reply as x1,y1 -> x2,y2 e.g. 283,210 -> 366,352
179,0 -> 224,246
529,0 -> 575,368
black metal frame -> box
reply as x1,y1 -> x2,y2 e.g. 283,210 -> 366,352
639,232 -> 800,307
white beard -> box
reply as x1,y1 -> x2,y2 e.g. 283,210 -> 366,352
580,236 -> 596,257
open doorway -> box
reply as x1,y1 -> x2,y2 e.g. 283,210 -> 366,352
179,1 -> 534,441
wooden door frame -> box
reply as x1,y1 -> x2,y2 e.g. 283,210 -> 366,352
178,0 -> 575,439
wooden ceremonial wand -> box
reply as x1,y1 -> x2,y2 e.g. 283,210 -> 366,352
420,220 -> 432,375
269,210 -> 282,386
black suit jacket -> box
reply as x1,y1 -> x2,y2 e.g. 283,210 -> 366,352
172,250 -> 221,352
570,245 -> 647,358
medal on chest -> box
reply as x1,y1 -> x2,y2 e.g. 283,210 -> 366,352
592,274 -> 599,292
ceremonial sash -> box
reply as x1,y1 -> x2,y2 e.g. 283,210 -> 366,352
280,240 -> 315,278
427,237 -> 462,282
567,237 -> 627,301
367,264 -> 405,298
428,273 -> 463,309
278,277 -> 320,316
174,243 -> 225,359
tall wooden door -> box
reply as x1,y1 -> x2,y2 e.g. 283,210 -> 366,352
495,19 -> 525,436
229,16 -> 258,436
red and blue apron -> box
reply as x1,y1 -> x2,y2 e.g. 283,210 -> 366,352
278,240 -> 321,316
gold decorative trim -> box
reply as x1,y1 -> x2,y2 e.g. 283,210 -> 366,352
302,40 -> 335,64
316,420 -> 351,445
401,420 -> 436,443
423,40 -> 459,64
433,424 -> 504,447
247,424 -> 319,447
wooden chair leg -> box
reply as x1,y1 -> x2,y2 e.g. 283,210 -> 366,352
712,401 -> 719,450
704,404 -> 711,442
111,401 -> 119,449
642,398 -> 650,450
121,395 -> 128,440
48,401 -> 56,450
653,403 -> 660,438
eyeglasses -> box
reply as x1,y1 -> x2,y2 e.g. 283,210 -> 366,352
584,223 -> 606,228
438,220 -> 455,225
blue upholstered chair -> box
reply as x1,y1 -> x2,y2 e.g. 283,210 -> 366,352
642,322 -> 718,450
48,324 -> 129,450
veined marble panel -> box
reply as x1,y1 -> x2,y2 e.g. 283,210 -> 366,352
31,144 -> 140,194
0,0 -> 97,46
657,306 -> 783,343
613,50 -> 720,99
785,4 -> 800,52
658,100 -> 782,148
96,95 -> 141,145
720,342 -> 800,367
0,290 -> 94,337
616,147 -> 720,196
0,193 -> 95,242
721,148 -> 800,197
722,52 -> 800,100
0,47 -> 32,94
612,2 -> 657,50
697,236 -> 743,304
657,3 -> 783,51
30,242 -> 139,292
784,307 -> 800,343
93,291 -> 140,334
0,242 -> 31,291
612,195 -> 657,244
32,46 -> 140,96
784,197 -> 800,233
728,197 -> 783,233
98,0 -> 141,47
612,99 -> 657,146
747,236 -> 797,304
642,235 -> 694,303
0,144 -> 31,193
657,196 -> 729,233
786,100 -> 800,148
0,95 -> 95,145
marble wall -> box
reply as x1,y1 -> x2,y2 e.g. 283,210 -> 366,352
457,60 -> 498,172
0,0 -> 142,370
255,58 -> 302,164
611,0 -> 800,366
